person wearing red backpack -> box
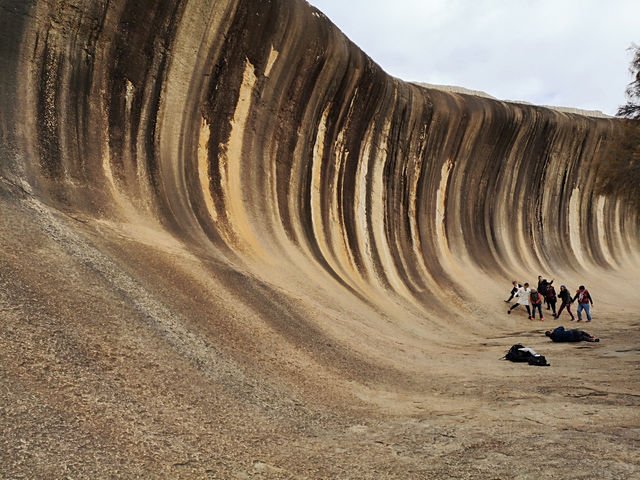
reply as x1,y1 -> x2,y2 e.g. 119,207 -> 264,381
572,285 -> 594,322
529,288 -> 544,321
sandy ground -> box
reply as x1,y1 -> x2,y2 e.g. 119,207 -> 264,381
1,179 -> 639,479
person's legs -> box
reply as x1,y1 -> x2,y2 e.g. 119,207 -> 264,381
549,299 -> 557,317
576,330 -> 599,342
566,303 -> 575,321
583,303 -> 592,321
525,305 -> 531,319
508,303 -> 520,314
531,304 -> 542,320
556,302 -> 566,318
577,303 -> 584,321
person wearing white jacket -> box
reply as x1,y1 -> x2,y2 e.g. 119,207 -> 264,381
507,282 -> 532,319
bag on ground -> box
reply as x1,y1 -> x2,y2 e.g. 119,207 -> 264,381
503,344 -> 550,366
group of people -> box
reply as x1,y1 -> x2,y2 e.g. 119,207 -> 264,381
505,275 -> 594,322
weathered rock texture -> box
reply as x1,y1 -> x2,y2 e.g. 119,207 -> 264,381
1,0 -> 639,478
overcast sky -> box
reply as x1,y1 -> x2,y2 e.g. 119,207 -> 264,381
307,0 -> 639,116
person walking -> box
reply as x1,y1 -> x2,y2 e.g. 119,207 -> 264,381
504,281 -> 521,303
508,283 -> 531,319
529,288 -> 544,321
572,285 -> 594,322
555,285 -> 574,321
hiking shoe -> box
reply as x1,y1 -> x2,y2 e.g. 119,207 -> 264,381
504,299 -> 509,302
507,310 -> 511,315
540,318 -> 544,322
595,338 -> 600,342
577,319 -> 582,322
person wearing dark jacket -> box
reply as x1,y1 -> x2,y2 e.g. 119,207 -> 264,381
555,285 -> 574,320
572,285 -> 594,322
504,281 -> 521,303
537,276 -> 554,310
545,284 -> 557,317
545,326 -> 599,342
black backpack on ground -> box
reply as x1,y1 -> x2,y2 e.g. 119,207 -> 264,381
504,344 -> 530,362
528,355 -> 550,366
503,344 -> 550,366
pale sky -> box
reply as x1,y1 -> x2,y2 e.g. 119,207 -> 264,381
307,0 -> 639,116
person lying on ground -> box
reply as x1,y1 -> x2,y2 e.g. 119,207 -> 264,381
545,326 -> 599,342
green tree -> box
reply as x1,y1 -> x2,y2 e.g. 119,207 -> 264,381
617,44 -> 640,119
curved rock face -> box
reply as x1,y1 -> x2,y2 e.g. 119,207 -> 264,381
2,0 -> 637,307
1,0 -> 639,477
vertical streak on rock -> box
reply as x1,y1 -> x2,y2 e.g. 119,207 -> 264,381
197,117 -> 216,222
368,118 -> 392,288
436,158 -> 454,270
329,110 -> 364,292
218,58 -> 264,256
615,199 -> 640,264
155,0 -> 237,248
402,117 -> 430,294
354,100 -> 377,286
595,195 -> 614,267
607,199 -> 622,266
122,78 -> 136,196
405,120 -> 443,300
264,46 -> 279,78
307,89 -> 370,295
568,187 -> 586,268
310,105 -> 339,275
36,34 -> 64,181
370,105 -> 414,299
499,107 -> 538,273
0,1 -> 32,181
